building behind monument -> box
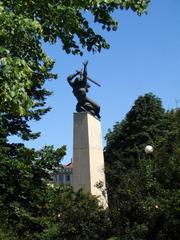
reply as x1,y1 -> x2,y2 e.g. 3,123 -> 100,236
50,162 -> 73,186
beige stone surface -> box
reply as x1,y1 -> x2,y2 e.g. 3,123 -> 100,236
73,112 -> 108,208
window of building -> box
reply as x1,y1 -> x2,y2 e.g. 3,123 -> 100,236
66,174 -> 70,182
59,174 -> 64,184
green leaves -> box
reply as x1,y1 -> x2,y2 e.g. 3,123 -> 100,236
106,93 -> 165,159
1,1 -> 150,55
0,142 -> 112,240
0,57 -> 33,115
0,144 -> 66,239
0,3 -> 56,139
41,187 -> 111,240
105,94 -> 180,239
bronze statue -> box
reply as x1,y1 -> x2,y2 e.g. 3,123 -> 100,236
67,61 -> 101,119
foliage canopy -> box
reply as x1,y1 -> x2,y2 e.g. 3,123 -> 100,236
105,93 -> 180,239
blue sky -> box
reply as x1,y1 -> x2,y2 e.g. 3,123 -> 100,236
22,0 -> 180,163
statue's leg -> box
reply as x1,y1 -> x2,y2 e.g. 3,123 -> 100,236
76,103 -> 86,112
85,97 -> 101,119
76,97 -> 101,119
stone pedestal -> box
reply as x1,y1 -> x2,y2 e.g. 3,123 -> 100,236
73,112 -> 108,208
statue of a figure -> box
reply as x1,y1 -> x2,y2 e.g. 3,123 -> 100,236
67,61 -> 101,119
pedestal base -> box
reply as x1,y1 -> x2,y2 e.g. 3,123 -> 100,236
73,112 -> 108,208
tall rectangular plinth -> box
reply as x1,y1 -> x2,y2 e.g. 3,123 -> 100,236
73,112 -> 108,208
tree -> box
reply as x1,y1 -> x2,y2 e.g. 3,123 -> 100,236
0,144 -> 66,239
148,109 -> 180,240
105,93 -> 166,160
39,188 -> 111,240
105,93 -> 179,239
0,144 -> 112,240
0,2 -> 55,141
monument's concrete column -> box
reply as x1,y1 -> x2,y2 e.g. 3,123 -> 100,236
73,112 -> 108,208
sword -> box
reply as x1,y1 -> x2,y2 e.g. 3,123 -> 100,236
76,69 -> 101,87
87,76 -> 101,87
